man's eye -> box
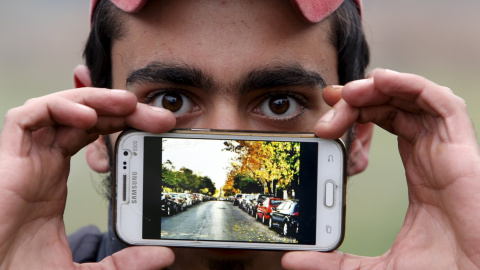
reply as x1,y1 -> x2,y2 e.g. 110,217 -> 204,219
258,95 -> 302,117
150,92 -> 194,115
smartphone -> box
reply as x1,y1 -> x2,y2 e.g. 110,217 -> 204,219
114,129 -> 346,251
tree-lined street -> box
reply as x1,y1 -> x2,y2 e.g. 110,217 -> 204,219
160,200 -> 298,243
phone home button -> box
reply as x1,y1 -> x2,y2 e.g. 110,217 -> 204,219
325,181 -> 335,208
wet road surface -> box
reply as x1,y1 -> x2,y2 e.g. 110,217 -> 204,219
160,200 -> 297,243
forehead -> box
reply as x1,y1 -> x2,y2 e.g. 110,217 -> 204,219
111,0 -> 337,85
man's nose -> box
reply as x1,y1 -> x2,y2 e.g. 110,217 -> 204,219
197,105 -> 250,130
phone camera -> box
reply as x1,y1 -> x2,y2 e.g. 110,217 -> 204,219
123,151 -> 129,156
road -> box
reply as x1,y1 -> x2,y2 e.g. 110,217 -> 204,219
160,200 -> 298,243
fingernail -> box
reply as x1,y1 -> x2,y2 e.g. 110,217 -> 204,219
330,85 -> 344,91
149,105 -> 169,113
347,78 -> 374,88
385,69 -> 399,74
319,109 -> 335,123
111,89 -> 129,94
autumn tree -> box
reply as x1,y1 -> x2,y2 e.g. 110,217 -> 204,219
222,161 -> 241,196
222,140 -> 300,197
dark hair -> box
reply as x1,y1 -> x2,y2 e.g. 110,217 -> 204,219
84,0 -> 125,89
331,0 -> 370,84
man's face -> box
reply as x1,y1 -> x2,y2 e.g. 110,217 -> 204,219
110,0 -> 338,137
107,0 -> 339,267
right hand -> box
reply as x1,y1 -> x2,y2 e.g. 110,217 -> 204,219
282,70 -> 480,269
0,88 -> 175,269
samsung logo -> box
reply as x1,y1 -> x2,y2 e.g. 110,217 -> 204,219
131,172 -> 138,204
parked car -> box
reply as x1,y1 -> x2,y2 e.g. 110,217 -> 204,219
269,199 -> 299,237
246,194 -> 273,217
169,193 -> 187,212
233,194 -> 243,206
256,197 -> 284,224
160,193 -> 177,216
190,193 -> 197,204
240,194 -> 254,210
192,193 -> 203,203
181,193 -> 194,207
195,193 -> 204,202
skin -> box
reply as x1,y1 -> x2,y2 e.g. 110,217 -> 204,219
0,0 -> 479,269
104,1 -> 357,268
286,70 -> 480,269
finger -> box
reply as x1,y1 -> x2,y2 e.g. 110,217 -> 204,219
315,98 -> 422,142
80,246 -> 175,270
1,89 -> 129,156
54,88 -> 138,116
365,68 -> 382,79
8,88 -> 138,133
282,251 -> 384,270
346,70 -> 474,142
90,104 -> 175,135
322,85 -> 343,107
343,77 -> 422,114
126,103 -> 176,134
343,69 -> 465,118
314,99 -> 359,140
373,70 -> 457,117
50,103 -> 175,156
35,88 -> 176,134
341,78 -> 391,109
373,70 -> 476,144
2,98 -> 95,157
52,127 -> 100,157
9,97 -> 97,132
2,88 -> 175,157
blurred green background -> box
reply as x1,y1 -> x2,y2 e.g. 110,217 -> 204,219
0,0 -> 478,257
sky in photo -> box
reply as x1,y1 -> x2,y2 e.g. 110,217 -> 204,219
162,138 -> 239,190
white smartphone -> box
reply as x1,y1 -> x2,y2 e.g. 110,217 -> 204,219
114,129 -> 346,251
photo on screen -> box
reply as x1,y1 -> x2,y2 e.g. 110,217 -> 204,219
142,136 -> 318,245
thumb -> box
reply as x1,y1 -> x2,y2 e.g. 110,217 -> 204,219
322,69 -> 382,108
282,251 -> 384,270
322,85 -> 344,107
82,246 -> 175,270
365,68 -> 383,79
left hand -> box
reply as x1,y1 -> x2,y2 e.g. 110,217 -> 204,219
282,69 -> 480,269
0,88 -> 176,269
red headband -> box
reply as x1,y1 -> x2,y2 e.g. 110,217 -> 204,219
90,0 -> 362,24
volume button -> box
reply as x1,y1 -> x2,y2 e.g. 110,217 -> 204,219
123,174 -> 127,201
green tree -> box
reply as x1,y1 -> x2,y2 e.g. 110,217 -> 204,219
232,174 -> 263,194
161,160 -> 177,189
199,176 -> 216,196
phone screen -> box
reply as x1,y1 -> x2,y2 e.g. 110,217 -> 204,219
141,136 -> 319,245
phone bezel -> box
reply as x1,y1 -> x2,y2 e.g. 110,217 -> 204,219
114,129 -> 347,251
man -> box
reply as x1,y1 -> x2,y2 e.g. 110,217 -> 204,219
0,0 -> 479,269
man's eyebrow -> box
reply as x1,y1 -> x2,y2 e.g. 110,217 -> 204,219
239,63 -> 327,94
126,62 -> 213,90
126,62 -> 326,95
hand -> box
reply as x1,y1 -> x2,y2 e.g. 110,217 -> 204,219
0,88 -> 175,269
282,69 -> 480,269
